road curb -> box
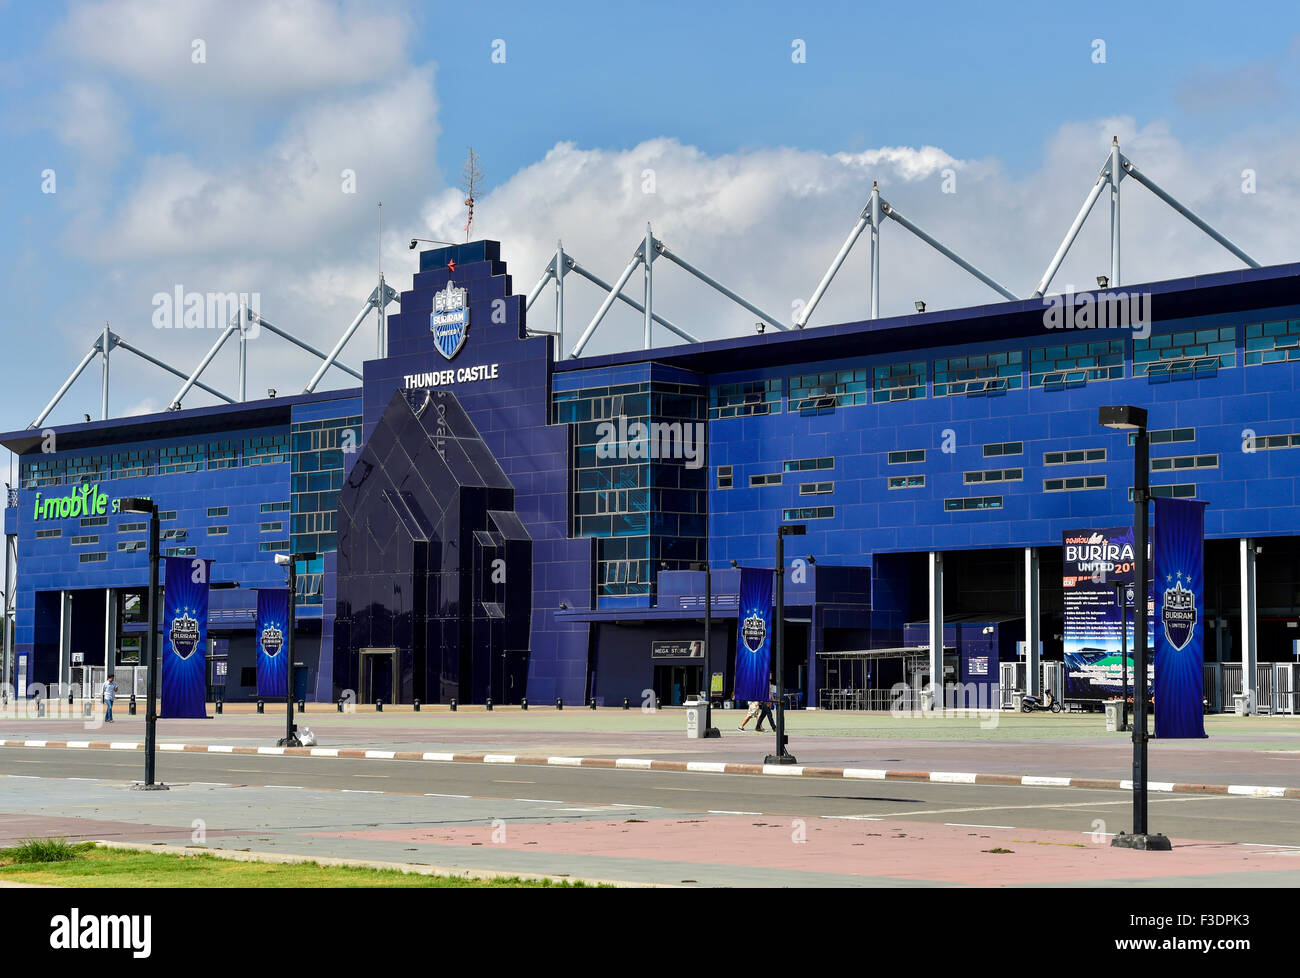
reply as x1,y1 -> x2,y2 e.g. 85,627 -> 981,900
4,738 -> 1298,799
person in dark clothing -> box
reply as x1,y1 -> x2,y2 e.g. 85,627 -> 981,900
755,678 -> 778,732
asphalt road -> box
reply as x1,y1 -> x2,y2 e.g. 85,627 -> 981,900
3,746 -> 1299,848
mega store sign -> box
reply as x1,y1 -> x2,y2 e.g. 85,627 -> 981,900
30,484 -> 147,521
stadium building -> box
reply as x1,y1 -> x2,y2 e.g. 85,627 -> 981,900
3,232 -> 1300,712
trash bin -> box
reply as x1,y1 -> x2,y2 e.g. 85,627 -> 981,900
1233,693 -> 1250,717
684,698 -> 702,739
1104,701 -> 1120,732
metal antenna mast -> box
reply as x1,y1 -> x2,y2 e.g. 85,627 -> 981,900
461,148 -> 483,242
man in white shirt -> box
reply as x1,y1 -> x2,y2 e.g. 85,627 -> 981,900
101,673 -> 118,723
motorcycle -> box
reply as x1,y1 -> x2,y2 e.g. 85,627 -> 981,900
1020,691 -> 1062,713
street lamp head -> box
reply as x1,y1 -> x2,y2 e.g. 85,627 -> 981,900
118,497 -> 156,516
1098,404 -> 1148,431
778,524 -> 807,537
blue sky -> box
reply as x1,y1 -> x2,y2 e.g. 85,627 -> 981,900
0,0 -> 1297,444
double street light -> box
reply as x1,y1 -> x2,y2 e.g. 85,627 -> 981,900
120,498 -> 165,791
1098,405 -> 1169,851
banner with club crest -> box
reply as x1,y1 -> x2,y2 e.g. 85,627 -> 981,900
1154,497 -> 1208,739
734,567 -> 773,702
161,556 -> 212,719
255,588 -> 290,699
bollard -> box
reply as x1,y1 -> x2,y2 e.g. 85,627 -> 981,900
589,697 -> 597,710
413,698 -> 420,712
623,698 -> 629,710
521,697 -> 528,711
556,697 -> 563,711
215,698 -> 223,715
655,697 -> 661,711
297,699 -> 305,712
376,698 -> 383,713
257,699 -> 264,714
486,698 -> 493,711
129,694 -> 137,716
68,689 -> 74,706
450,698 -> 457,712
36,698 -> 45,717
337,698 -> 344,713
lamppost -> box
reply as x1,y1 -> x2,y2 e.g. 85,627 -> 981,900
273,551 -> 317,747
1098,405 -> 1168,851
120,497 -> 165,790
766,523 -> 805,765
690,560 -> 720,738
1112,581 -> 1131,732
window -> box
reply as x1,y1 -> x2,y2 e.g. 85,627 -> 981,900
66,454 -> 109,485
789,369 -> 869,412
70,534 -> 99,546
749,473 -> 781,487
964,468 -> 1022,484
887,450 -> 925,465
260,521 -> 284,533
784,457 -> 833,473
35,528 -> 61,539
782,506 -> 834,520
165,546 -> 197,557
710,379 -> 782,419
206,506 -> 228,518
888,475 -> 924,490
1134,326 -> 1235,378
260,501 -> 291,513
1244,320 -> 1300,366
81,516 -> 108,527
983,442 -> 1023,457
717,466 -> 733,489
117,522 -> 146,533
872,362 -> 926,403
259,540 -> 290,552
20,457 -> 63,489
158,511 -> 177,521
1151,454 -> 1218,472
799,481 -> 833,495
1135,428 -> 1196,445
79,552 -> 107,563
158,443 -> 205,475
111,449 -> 155,480
243,434 -> 290,466
161,529 -> 187,540
207,526 -> 228,536
1030,340 -> 1124,387
944,496 -> 1003,511
1045,476 -> 1106,492
1252,433 -> 1300,451
207,440 -> 240,469
1132,484 -> 1196,500
934,351 -> 1022,396
117,540 -> 146,552
1044,449 -> 1106,465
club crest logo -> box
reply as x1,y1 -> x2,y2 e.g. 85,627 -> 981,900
741,611 -> 767,653
260,624 -> 284,659
169,612 -> 201,660
430,280 -> 469,360
1161,577 -> 1196,651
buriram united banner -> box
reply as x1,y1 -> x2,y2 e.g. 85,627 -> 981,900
1062,526 -> 1152,703
734,567 -> 773,702
1153,497 -> 1208,739
161,556 -> 212,719
255,589 -> 290,699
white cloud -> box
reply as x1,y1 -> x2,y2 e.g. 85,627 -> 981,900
60,0 -> 410,98
53,81 -> 130,165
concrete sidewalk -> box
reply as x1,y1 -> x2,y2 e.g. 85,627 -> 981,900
3,708 -> 1299,790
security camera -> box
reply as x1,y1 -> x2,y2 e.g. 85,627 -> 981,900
273,553 -> 291,566
409,239 -> 418,250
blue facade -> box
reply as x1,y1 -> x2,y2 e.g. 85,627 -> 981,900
4,244 -> 1300,707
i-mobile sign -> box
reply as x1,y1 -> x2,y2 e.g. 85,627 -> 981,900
31,483 -> 149,521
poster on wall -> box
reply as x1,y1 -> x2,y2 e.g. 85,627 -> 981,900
255,589 -> 290,698
161,556 -> 212,719
733,567 -> 773,702
1153,497 -> 1208,738
1061,526 -> 1152,703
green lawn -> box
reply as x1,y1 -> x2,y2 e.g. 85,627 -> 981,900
0,840 -> 592,888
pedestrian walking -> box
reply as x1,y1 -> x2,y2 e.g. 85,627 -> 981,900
755,678 -> 777,732
101,673 -> 118,723
736,691 -> 761,731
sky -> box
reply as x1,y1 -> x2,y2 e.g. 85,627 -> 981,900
0,0 -> 1298,462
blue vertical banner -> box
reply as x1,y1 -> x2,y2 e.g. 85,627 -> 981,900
161,556 -> 212,719
1154,497 -> 1208,739
255,589 -> 290,699
734,567 -> 773,701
